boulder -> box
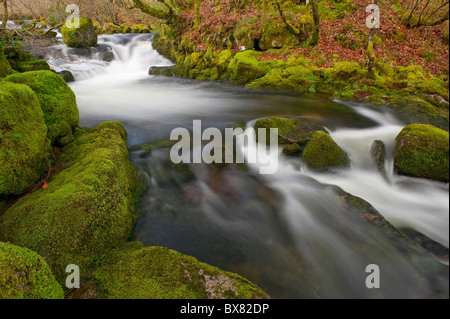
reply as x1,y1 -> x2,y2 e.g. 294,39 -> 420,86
0,123 -> 140,283
254,117 -> 326,145
0,47 -> 14,77
0,243 -> 64,299
15,59 -> 50,73
282,143 -> 302,156
149,66 -> 175,77
61,17 -> 98,48
394,124 -> 449,182
0,82 -> 53,196
7,70 -> 79,146
302,131 -> 350,170
371,140 -> 386,175
92,242 -> 269,299
58,70 -> 75,83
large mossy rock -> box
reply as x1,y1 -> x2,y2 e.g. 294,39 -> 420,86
0,242 -> 64,299
302,131 -> 350,170
15,60 -> 51,73
0,122 -> 140,283
7,70 -> 79,146
394,124 -> 449,182
93,242 -> 269,299
226,51 -> 268,85
61,17 -> 98,48
0,48 -> 14,78
254,117 -> 325,145
0,82 -> 53,196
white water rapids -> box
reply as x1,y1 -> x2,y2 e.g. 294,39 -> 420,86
44,34 -> 449,298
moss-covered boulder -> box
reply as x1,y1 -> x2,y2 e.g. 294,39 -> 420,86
7,70 -> 79,146
302,131 -> 350,170
0,82 -> 53,196
0,242 -> 64,299
15,60 -> 50,73
61,17 -> 98,48
254,117 -> 326,145
226,51 -> 268,85
0,48 -> 14,78
149,66 -> 175,77
93,242 -> 269,299
0,122 -> 140,283
394,124 -> 449,182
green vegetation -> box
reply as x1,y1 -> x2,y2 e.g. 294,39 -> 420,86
94,242 -> 269,299
0,81 -> 53,196
7,70 -> 79,146
0,122 -> 140,283
394,124 -> 449,182
0,47 -> 14,77
15,59 -> 50,72
302,131 -> 350,170
0,242 -> 64,299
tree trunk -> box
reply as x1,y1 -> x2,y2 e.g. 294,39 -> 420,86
275,0 -> 300,36
193,0 -> 201,29
310,0 -> 320,46
1,0 -> 8,29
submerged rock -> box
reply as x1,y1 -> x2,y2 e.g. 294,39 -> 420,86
371,140 -> 386,175
149,66 -> 175,77
0,82 -> 53,196
0,242 -> 64,299
394,124 -> 449,183
15,59 -> 50,73
58,70 -> 75,83
282,143 -> 302,156
302,131 -> 350,170
0,122 -> 140,283
61,17 -> 98,48
254,117 -> 326,145
92,242 -> 269,299
7,70 -> 80,146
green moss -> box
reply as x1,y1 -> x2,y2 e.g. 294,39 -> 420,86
226,50 -> 268,85
0,242 -> 64,299
246,69 -> 296,91
61,17 -> 98,48
0,82 -> 53,196
0,122 -> 140,284
254,117 -> 325,145
284,65 -> 318,93
93,242 -> 269,299
302,131 -> 350,170
7,70 -> 80,146
15,60 -> 50,73
394,124 -> 449,182
95,121 -> 128,141
0,48 -> 14,78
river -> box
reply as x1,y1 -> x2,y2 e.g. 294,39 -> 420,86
44,33 -> 449,298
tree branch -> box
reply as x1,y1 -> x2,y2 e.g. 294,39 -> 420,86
275,0 -> 300,36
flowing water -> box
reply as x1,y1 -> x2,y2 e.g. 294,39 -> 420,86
44,34 -> 449,299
